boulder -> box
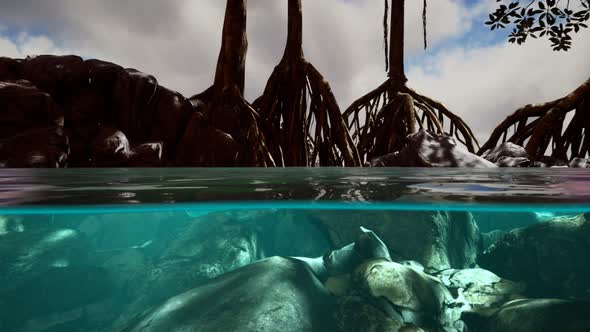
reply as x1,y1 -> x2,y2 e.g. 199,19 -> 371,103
495,156 -> 530,167
121,257 -> 337,332
90,126 -> 132,166
0,126 -> 69,168
371,131 -> 497,168
176,111 -> 239,166
261,210 -> 332,259
129,142 -> 163,167
481,230 -> 507,251
22,55 -> 89,98
481,143 -> 529,166
0,266 -> 113,332
479,215 -> 590,299
112,69 -> 159,143
0,57 -> 24,81
0,226 -> 91,293
317,210 -> 481,270
473,212 -> 540,234
531,155 -> 569,168
161,214 -> 263,276
354,259 -> 452,329
148,88 -> 194,160
461,299 -> 590,332
569,157 -> 589,168
0,81 -> 63,139
434,269 -> 525,308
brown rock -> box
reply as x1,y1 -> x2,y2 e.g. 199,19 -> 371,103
90,127 -> 131,166
176,112 -> 239,166
0,57 -> 24,81
129,142 -> 163,167
0,81 -> 64,139
0,126 -> 69,168
23,55 -> 89,97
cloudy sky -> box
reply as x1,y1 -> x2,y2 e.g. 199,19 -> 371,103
1,0 -> 589,144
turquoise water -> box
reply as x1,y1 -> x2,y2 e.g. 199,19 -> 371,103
0,169 -> 589,331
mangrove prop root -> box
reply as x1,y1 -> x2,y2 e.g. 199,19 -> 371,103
190,0 -> 274,167
344,79 -> 479,164
253,0 -> 360,167
479,76 -> 590,161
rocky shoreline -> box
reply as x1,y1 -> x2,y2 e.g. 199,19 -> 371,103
2,55 -> 589,168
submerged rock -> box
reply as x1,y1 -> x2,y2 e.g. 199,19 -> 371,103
479,215 -> 590,299
162,215 -> 263,277
462,299 -> 590,332
353,259 -> 453,330
317,210 -> 480,270
371,131 -> 496,168
0,266 -> 113,331
0,226 -> 90,290
435,268 -> 525,308
122,257 -> 336,332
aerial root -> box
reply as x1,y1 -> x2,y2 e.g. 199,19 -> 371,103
480,76 -> 590,161
344,79 -> 479,164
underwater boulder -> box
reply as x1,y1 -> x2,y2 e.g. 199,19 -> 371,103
121,257 -> 336,332
329,258 -> 464,332
479,215 -> 590,299
434,268 -> 525,308
355,259 -> 452,328
370,130 -> 497,168
0,266 -> 113,331
317,210 -> 480,271
0,226 -> 90,290
125,211 -> 266,306
161,213 -> 263,276
481,230 -> 507,251
461,299 -> 590,332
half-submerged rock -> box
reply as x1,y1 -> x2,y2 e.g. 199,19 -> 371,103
371,131 -> 497,168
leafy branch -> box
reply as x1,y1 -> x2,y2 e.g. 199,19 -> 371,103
486,0 -> 590,50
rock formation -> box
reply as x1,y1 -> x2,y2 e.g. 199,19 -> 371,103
479,214 -> 590,300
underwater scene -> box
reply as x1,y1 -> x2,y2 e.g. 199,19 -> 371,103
0,168 -> 589,332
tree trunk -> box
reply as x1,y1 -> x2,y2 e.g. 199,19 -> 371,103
284,0 -> 304,60
214,0 -> 248,96
389,0 -> 407,84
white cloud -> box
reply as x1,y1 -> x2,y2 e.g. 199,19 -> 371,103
0,33 -> 70,58
407,31 -> 590,145
0,37 -> 19,58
